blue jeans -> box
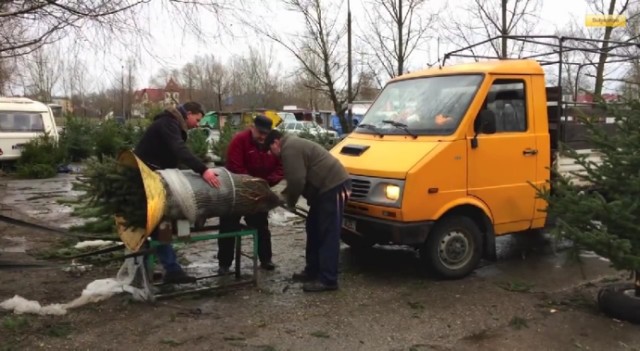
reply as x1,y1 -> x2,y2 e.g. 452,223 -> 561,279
304,179 -> 351,285
150,230 -> 183,273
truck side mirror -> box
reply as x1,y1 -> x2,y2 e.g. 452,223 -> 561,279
471,110 -> 497,149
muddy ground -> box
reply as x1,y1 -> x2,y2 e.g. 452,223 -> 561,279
0,173 -> 639,351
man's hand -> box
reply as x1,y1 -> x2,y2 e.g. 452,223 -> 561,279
202,168 -> 221,188
277,193 -> 287,206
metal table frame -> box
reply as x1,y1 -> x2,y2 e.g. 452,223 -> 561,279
144,223 -> 259,300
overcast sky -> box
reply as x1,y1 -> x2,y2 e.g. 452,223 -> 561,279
51,0 -> 632,94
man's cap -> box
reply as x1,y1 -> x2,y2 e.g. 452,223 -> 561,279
254,115 -> 273,133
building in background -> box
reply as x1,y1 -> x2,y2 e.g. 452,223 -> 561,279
50,96 -> 74,116
132,78 -> 183,117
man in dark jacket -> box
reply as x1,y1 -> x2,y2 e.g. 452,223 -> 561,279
217,115 -> 284,274
135,101 -> 221,284
265,130 -> 351,292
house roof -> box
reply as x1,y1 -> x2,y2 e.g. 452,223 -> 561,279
576,93 -> 621,103
134,88 -> 165,102
165,78 -> 181,92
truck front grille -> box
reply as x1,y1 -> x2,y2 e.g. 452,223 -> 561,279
350,178 -> 371,200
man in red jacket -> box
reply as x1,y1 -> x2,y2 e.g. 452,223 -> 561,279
217,115 -> 284,273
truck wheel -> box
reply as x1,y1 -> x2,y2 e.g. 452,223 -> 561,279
420,215 -> 483,279
341,231 -> 375,250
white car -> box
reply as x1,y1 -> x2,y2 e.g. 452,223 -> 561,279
278,121 -> 339,142
277,112 -> 297,124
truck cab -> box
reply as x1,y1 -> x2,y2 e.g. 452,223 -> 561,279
330,59 -> 551,279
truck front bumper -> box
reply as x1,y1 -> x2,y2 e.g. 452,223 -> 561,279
343,212 -> 434,246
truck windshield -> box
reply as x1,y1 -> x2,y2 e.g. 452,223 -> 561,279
356,74 -> 484,136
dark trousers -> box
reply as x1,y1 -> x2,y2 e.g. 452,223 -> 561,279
304,179 -> 351,285
218,212 -> 272,267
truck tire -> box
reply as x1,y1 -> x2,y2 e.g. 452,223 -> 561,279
420,215 -> 483,279
341,230 -> 375,250
597,283 -> 640,324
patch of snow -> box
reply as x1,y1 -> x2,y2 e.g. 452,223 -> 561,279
74,240 -> 114,249
0,254 -> 154,315
269,208 -> 301,227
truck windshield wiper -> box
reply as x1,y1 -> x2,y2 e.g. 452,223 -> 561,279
382,120 -> 417,139
357,123 -> 383,137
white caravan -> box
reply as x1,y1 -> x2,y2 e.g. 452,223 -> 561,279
0,97 -> 60,161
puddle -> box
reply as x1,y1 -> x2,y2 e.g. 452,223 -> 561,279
0,174 -> 89,229
0,236 -> 28,253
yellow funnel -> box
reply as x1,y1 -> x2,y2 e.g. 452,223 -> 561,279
115,149 -> 168,252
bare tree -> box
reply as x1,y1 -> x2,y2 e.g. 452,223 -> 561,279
248,0 -> 362,131
181,63 -> 198,101
355,71 -> 381,100
0,58 -> 18,95
622,3 -> 640,99
187,54 -> 230,110
125,57 -> 137,118
0,1 -> 239,60
222,45 -> 283,109
555,0 -> 639,99
585,0 -> 638,98
443,0 -> 541,60
358,0 -> 436,79
149,68 -> 181,88
23,46 -> 62,102
547,23 -> 598,100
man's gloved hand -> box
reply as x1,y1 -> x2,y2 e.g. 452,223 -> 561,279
202,168 -> 221,188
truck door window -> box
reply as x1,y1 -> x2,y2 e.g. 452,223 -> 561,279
485,80 -> 527,132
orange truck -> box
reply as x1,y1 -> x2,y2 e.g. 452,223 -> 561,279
329,58 -> 604,279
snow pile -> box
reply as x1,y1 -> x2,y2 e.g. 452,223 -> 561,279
0,296 -> 67,316
0,255 -> 154,316
268,208 -> 302,227
74,240 -> 114,250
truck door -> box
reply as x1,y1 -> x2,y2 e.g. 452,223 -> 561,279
467,76 -> 537,234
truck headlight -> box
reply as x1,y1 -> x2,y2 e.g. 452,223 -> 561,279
385,184 -> 400,201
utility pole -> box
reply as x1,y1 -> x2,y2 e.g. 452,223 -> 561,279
121,64 -> 125,118
501,0 -> 507,59
397,0 -> 403,76
347,0 -> 353,132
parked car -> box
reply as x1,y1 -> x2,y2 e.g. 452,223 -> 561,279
278,120 -> 339,143
192,127 -> 221,163
277,112 -> 297,124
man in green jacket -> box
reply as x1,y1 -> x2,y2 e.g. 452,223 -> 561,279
264,130 -> 351,292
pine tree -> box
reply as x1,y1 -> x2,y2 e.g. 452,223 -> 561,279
535,99 -> 640,296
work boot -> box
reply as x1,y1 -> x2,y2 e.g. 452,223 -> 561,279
291,270 -> 316,282
260,261 -> 276,271
218,266 -> 231,275
302,280 -> 338,292
163,270 -> 197,284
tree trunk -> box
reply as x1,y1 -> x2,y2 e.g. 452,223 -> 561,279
501,0 -> 508,59
635,270 -> 640,297
594,0 -> 618,99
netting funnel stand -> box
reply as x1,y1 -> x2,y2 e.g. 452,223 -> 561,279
114,149 -> 281,252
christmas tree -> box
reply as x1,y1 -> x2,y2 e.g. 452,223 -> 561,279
535,99 -> 640,296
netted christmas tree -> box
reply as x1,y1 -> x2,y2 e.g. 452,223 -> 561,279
535,99 -> 640,296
